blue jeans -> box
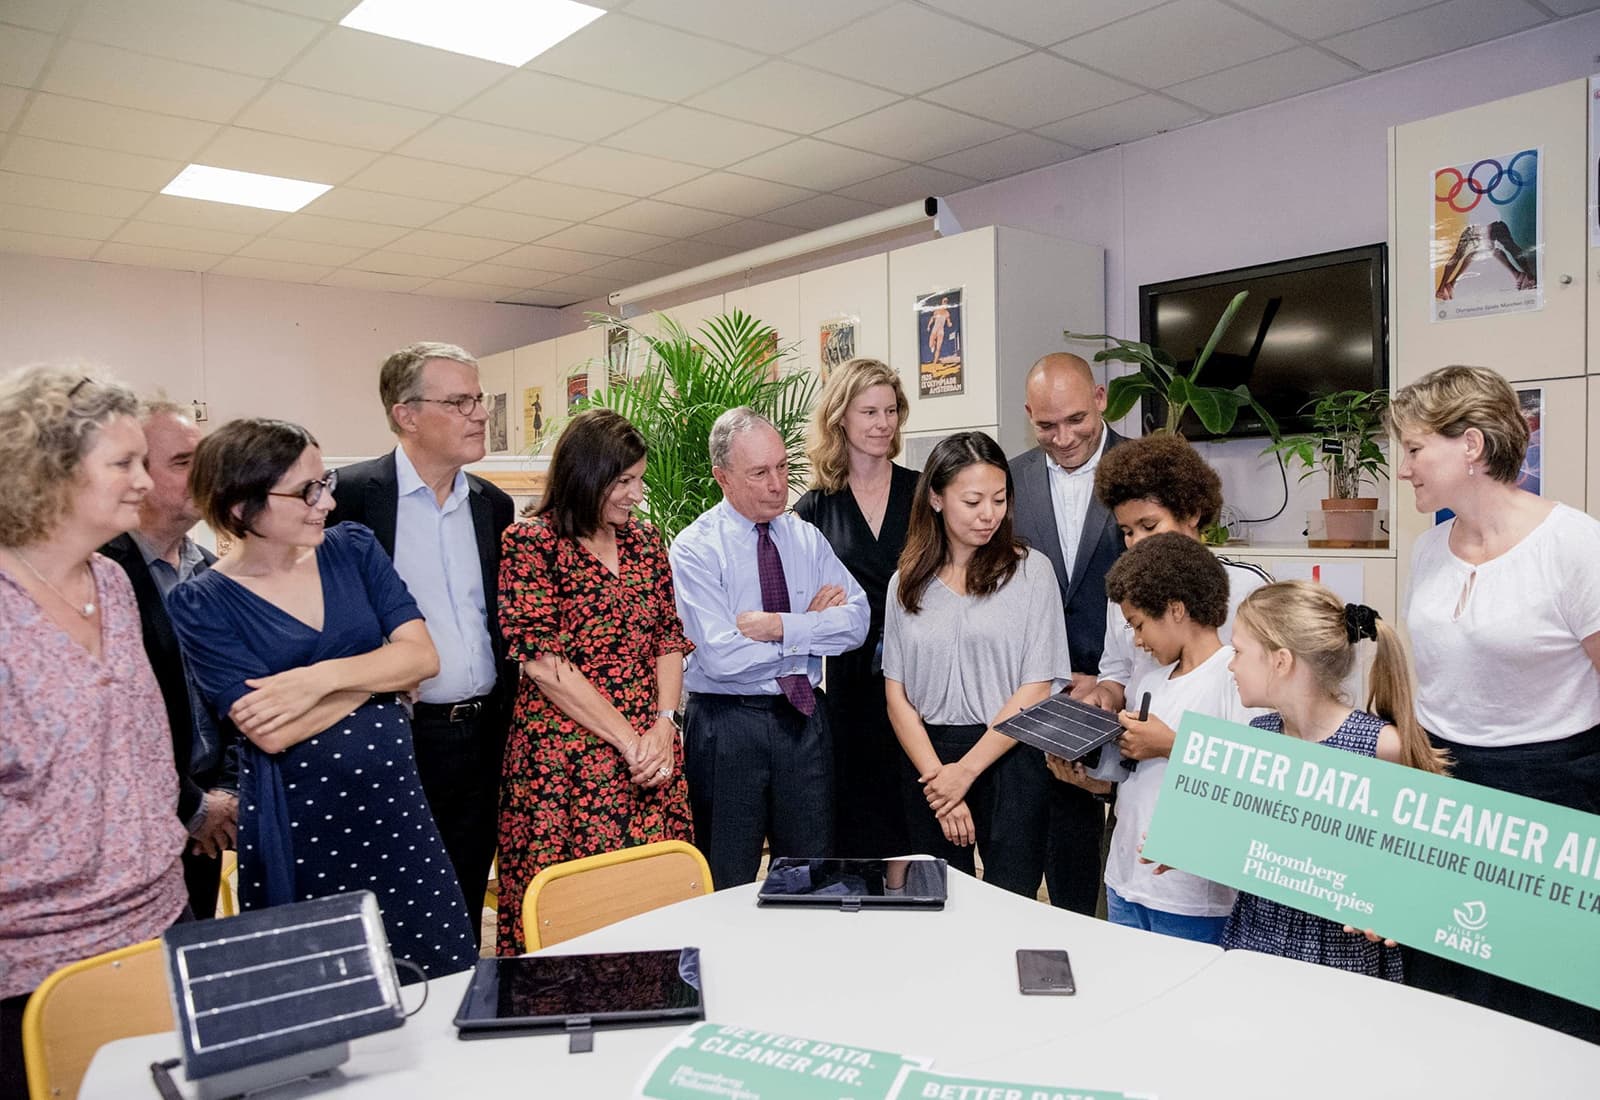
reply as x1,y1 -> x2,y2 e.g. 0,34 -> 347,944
1106,887 -> 1228,945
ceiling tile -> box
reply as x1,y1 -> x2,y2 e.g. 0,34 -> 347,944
762,195 -> 881,231
211,255 -> 334,283
927,132 -> 1081,181
535,146 -> 706,197
135,195 -> 288,235
533,273 -> 615,298
0,228 -> 102,259
605,107 -> 792,169
321,268 -> 429,292
479,178 -> 632,221
0,170 -> 146,218
243,0 -> 355,18
730,139 -> 904,192
0,136 -> 183,190
283,27 -> 511,114
427,206 -> 570,243
71,0 -> 323,77
529,15 -> 760,100
40,40 -> 266,123
591,199 -> 736,237
817,99 -> 1010,162
385,229 -> 517,262
1165,47 -> 1360,114
536,223 -> 673,258
0,201 -> 124,240
686,61 -> 900,133
622,0 -> 889,53
397,118 -> 580,176
95,241 -> 224,271
583,255 -> 679,283
693,218 -> 797,249
342,155 -> 514,203
452,261 -> 561,286
925,53 -> 1140,129
0,84 -> 26,130
501,288 -> 582,307
18,93 -> 220,160
266,213 -> 409,249
792,3 -> 1027,95
490,243 -> 610,273
196,127 -> 377,184
1053,0 -> 1297,88
635,239 -> 739,266
113,220 -> 252,254
0,0 -> 78,32
653,172 -> 816,217
1543,0 -> 1600,12
919,0 -> 1170,45
237,236 -> 368,265
835,164 -> 982,205
1227,0 -> 1440,39
300,187 -> 457,227
457,71 -> 665,143
414,278 -> 526,301
0,25 -> 50,86
1035,94 -> 1204,149
1323,0 -> 1544,71
352,250 -> 466,278
235,83 -> 436,150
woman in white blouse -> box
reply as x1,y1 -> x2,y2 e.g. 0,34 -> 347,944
1391,364 -> 1600,1042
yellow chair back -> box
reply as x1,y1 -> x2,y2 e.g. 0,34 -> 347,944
521,840 -> 712,950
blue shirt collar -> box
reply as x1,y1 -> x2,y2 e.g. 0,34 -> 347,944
394,444 -> 468,510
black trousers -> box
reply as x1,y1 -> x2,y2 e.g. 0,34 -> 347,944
683,691 -> 834,890
901,723 -> 1049,898
181,848 -> 221,921
410,695 -> 505,946
1043,780 -> 1108,915
1403,724 -> 1600,1044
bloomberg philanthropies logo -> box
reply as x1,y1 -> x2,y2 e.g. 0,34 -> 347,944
1437,899 -> 1491,959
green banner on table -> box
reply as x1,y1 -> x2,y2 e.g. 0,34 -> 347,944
886,1068 -> 1152,1100
638,1023 -> 931,1100
1143,712 -> 1600,1009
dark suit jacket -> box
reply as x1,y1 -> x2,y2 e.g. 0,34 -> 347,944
327,449 -> 516,689
1009,426 -> 1127,675
100,533 -> 226,824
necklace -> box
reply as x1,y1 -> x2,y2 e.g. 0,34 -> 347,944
11,550 -> 96,617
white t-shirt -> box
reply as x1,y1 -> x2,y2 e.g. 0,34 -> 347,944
1406,503 -> 1600,748
1103,645 -> 1265,917
1094,558 -> 1272,688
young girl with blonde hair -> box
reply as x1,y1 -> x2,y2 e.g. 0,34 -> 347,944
1223,580 -> 1447,978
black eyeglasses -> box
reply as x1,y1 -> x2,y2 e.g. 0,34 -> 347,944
408,393 -> 486,416
267,469 -> 338,507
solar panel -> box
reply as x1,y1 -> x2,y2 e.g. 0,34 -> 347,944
995,694 -> 1126,761
163,891 -> 404,1095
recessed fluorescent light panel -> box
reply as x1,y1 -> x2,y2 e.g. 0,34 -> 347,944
340,0 -> 605,67
161,165 -> 331,212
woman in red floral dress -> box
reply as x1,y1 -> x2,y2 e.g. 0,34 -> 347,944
496,409 -> 694,955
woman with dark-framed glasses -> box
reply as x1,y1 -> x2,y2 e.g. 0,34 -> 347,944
168,418 -> 475,979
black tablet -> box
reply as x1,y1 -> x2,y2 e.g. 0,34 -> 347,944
756,857 -> 948,910
453,948 -> 704,1039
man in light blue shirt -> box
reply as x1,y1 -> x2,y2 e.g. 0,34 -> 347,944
670,408 -> 869,887
328,343 -> 515,940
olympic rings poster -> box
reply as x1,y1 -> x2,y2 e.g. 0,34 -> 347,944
1431,147 -> 1543,322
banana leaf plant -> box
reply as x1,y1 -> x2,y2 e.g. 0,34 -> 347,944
1065,290 -> 1278,438
570,310 -> 816,544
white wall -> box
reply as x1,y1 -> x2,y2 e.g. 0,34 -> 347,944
0,253 -> 563,456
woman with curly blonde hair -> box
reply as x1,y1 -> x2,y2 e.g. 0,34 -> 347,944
0,366 -> 188,1096
795,358 -> 916,856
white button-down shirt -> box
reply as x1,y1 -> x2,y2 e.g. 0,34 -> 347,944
1046,427 -> 1108,583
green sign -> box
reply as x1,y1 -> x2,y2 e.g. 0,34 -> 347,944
1144,712 -> 1600,1009
887,1069 -> 1151,1100
638,1023 -> 930,1100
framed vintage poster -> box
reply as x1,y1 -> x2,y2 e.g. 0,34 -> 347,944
1431,147 -> 1542,322
915,288 -> 963,398
818,316 -> 857,381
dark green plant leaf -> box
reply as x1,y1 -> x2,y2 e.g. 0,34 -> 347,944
1188,290 -> 1248,382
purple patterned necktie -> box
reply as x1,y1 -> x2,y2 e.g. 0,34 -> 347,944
756,522 -> 816,716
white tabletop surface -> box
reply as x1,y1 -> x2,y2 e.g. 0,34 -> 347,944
81,871 -> 1599,1099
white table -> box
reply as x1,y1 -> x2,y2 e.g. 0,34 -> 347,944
81,871 -> 1599,1099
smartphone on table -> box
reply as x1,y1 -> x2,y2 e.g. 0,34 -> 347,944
1016,948 -> 1076,995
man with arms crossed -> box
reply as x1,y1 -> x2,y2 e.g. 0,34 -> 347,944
329,342 -> 514,940
671,408 -> 869,889
1009,353 -> 1126,915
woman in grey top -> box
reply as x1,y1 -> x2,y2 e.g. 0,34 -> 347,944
883,432 -> 1073,896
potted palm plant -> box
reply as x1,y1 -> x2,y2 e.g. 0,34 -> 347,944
570,310 -> 816,544
1261,388 -> 1390,548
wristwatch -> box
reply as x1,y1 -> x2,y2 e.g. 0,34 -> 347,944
657,708 -> 681,729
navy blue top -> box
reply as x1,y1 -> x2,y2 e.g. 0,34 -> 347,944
169,523 -> 422,723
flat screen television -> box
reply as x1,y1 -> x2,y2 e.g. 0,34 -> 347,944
1138,244 -> 1388,439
